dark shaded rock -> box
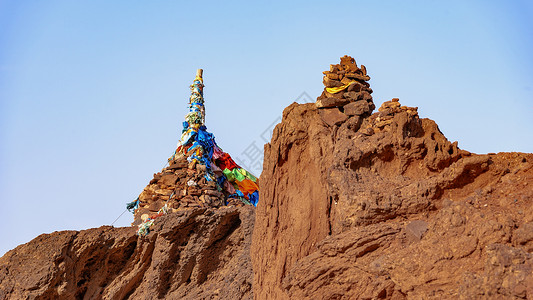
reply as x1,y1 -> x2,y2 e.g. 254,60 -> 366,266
361,90 -> 372,101
342,91 -> 359,100
344,100 -> 371,116
169,161 -> 188,169
345,73 -> 371,81
149,200 -> 165,212
204,189 -> 224,198
188,186 -> 202,196
347,82 -> 363,92
322,77 -> 343,88
318,107 -> 348,126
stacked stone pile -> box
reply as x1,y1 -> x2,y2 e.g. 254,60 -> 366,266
356,98 -> 420,136
130,70 -> 259,230
132,157 -> 249,225
316,55 -> 376,118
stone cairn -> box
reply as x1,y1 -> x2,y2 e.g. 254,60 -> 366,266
316,55 -> 375,119
316,55 -> 420,136
128,69 -> 259,235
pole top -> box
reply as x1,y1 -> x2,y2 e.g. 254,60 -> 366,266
196,69 -> 203,79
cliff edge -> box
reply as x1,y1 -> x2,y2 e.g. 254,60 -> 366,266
0,206 -> 254,299
252,56 -> 533,299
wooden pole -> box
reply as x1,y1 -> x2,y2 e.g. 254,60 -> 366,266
196,69 -> 203,79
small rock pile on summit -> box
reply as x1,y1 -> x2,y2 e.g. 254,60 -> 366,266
131,156 -> 227,225
316,55 -> 375,126
356,98 -> 420,136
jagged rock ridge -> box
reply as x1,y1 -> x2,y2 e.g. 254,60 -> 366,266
252,56 -> 533,299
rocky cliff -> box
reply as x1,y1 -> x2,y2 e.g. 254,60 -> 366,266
2,56 -> 532,299
252,56 -> 533,299
0,207 -> 254,299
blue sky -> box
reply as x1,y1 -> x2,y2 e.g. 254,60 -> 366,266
1,1 -> 532,256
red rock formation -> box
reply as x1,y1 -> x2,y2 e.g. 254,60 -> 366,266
0,207 -> 254,299
252,56 -> 533,299
0,70 -> 260,300
2,56 -> 532,299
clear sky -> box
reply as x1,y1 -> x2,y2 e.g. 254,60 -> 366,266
1,1 -> 532,256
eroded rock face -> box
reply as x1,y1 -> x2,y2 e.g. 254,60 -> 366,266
252,57 -> 533,299
2,56 -> 533,299
0,206 -> 254,300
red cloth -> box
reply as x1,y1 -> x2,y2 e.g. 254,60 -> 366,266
216,153 -> 239,170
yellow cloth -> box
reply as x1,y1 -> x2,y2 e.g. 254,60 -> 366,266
325,81 -> 356,94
